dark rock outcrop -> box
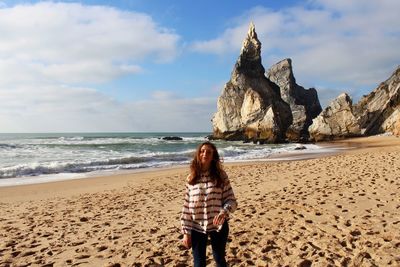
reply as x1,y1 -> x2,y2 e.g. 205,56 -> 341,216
266,58 -> 322,142
161,136 -> 183,141
212,23 -> 293,143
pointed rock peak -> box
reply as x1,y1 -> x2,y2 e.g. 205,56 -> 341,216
240,22 -> 261,59
277,58 -> 292,68
248,21 -> 257,39
267,58 -> 294,79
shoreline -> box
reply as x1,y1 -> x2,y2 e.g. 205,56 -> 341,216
0,138 -> 351,189
0,135 -> 396,196
1,135 -> 399,266
0,135 -> 397,201
0,135 -> 396,203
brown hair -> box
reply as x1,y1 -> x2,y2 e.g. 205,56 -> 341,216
188,141 -> 225,187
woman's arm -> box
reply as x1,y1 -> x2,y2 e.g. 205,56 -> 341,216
180,183 -> 193,235
221,173 -> 238,214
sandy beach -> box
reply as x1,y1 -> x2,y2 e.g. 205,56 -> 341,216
0,136 -> 399,267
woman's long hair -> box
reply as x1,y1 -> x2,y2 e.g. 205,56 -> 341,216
188,141 -> 225,187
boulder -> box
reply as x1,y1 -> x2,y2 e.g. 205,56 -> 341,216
212,22 -> 292,143
392,116 -> 400,136
161,136 -> 183,141
309,93 -> 361,141
307,66 -> 400,140
294,144 -> 307,150
266,58 -> 322,142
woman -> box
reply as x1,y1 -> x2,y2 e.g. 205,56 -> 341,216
181,141 -> 238,267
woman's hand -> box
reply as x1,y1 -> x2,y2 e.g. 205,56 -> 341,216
213,212 -> 226,226
182,234 -> 192,249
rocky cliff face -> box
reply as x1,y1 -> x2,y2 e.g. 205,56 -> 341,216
266,58 -> 322,142
355,66 -> 400,135
309,66 -> 400,141
212,23 -> 293,143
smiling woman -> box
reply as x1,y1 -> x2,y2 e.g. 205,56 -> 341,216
181,141 -> 237,267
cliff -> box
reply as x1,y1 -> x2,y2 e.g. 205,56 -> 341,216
309,66 -> 400,141
212,23 -> 292,143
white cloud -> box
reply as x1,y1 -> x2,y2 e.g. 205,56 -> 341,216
151,90 -> 178,100
0,2 -> 195,132
191,24 -> 249,55
0,2 -> 179,85
0,84 -> 215,132
190,0 -> 400,104
0,84 -> 120,130
124,96 -> 216,132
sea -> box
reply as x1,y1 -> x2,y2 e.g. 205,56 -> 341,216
0,132 -> 339,187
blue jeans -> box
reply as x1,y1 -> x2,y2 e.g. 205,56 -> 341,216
191,222 -> 229,267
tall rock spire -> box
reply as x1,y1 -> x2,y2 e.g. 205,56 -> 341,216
240,22 -> 261,60
211,23 -> 293,143
234,22 -> 265,79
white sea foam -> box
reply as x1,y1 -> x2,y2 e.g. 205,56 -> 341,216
0,133 -> 343,186
0,173 -> 83,187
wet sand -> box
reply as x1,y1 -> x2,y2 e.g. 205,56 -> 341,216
0,135 -> 399,266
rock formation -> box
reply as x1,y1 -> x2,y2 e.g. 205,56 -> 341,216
393,118 -> 400,136
212,23 -> 292,143
309,66 -> 400,141
266,58 -> 322,142
354,66 -> 400,135
211,21 -> 399,142
309,93 -> 361,141
161,136 -> 183,141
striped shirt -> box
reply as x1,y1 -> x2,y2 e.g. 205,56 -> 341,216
180,171 -> 237,234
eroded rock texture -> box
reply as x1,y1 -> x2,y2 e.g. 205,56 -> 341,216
266,58 -> 322,142
309,93 -> 361,141
355,66 -> 400,135
212,23 -> 292,143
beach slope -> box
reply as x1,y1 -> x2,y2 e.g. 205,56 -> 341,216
0,136 -> 399,266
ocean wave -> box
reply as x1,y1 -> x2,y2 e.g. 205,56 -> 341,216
58,136 -> 84,141
0,143 -> 18,149
0,132 -> 335,181
0,151 -> 194,178
27,137 -> 205,146
221,145 -> 273,161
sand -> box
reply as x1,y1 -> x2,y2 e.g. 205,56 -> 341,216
0,136 -> 399,266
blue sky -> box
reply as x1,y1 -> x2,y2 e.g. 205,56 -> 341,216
0,0 -> 399,132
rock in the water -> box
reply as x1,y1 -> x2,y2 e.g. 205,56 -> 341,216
309,93 -> 361,141
161,136 -> 183,141
266,58 -> 322,142
212,22 -> 292,143
354,66 -> 400,135
294,144 -> 307,150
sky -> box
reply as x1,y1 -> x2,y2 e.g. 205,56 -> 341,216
0,0 -> 399,133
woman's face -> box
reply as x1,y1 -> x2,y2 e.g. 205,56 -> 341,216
199,145 -> 214,168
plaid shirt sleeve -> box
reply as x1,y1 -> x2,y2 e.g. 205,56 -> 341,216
221,177 -> 237,215
180,183 -> 193,234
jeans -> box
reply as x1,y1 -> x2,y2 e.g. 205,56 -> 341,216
191,222 -> 229,267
